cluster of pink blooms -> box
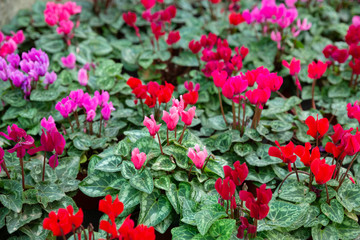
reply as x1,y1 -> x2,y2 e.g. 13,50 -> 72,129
189,33 -> 248,77
56,89 -> 115,124
242,0 -> 311,49
213,65 -> 283,109
28,116 -> 66,169
122,1 -> 179,47
0,30 -> 25,57
187,144 -> 208,169
0,48 -> 56,97
44,1 -> 82,45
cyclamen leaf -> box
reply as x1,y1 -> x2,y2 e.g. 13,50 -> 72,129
171,225 -> 198,240
0,180 -> 23,213
320,199 -> 344,224
129,169 -> 154,194
195,204 -> 227,235
6,205 -> 42,234
95,155 -> 122,172
311,225 -> 339,240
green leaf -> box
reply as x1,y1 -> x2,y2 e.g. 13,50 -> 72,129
38,39 -> 65,54
55,156 -> 80,181
83,37 -> 113,56
209,219 -> 236,239
247,167 -> 276,184
152,155 -> 176,171
20,222 -> 49,240
154,213 -> 174,234
172,51 -> 199,67
30,89 -> 60,101
6,205 -> 42,234
270,120 -> 293,132
204,159 -> 225,178
95,155 -> 122,172
120,161 -> 137,179
138,191 -> 172,227
35,183 -> 65,208
278,179 -> 312,203
311,225 -> 339,240
73,137 -> 92,151
115,140 -> 131,157
2,90 -> 27,107
337,182 -> 360,212
22,189 -> 39,205
206,115 -> 228,131
154,175 -> 171,191
245,144 -> 282,167
245,128 -> 262,142
163,145 -> 189,169
117,184 -> 141,212
0,180 -> 23,213
321,199 -> 344,224
166,183 -> 180,214
171,225 -> 198,240
213,131 -> 232,153
328,83 -> 350,98
195,204 -> 227,235
129,169 -> 154,194
267,200 -> 310,228
79,172 -> 123,197
0,208 -> 10,229
333,216 -> 360,240
234,143 -> 253,157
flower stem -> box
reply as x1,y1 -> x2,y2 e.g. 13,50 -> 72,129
167,128 -> 169,146
19,157 -> 25,190
42,153 -> 46,182
253,219 -> 258,238
156,132 -> 164,155
188,162 -> 194,181
293,162 -> 300,182
311,78 -> 317,109
178,125 -> 187,144
217,88 -> 228,125
68,118 -> 74,133
238,98 -> 241,130
1,161 -> 10,179
232,101 -> 236,129
140,99 -> 145,119
278,171 -> 310,193
337,151 -> 360,190
74,110 -> 80,128
98,116 -> 103,137
325,183 -> 330,204
89,122 -> 93,135
309,172 -> 313,190
202,155 -> 211,173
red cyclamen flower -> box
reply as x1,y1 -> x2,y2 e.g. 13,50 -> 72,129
294,142 -> 320,167
305,115 -> 329,139
223,161 -> 248,186
307,60 -> 327,79
268,141 -> 297,172
215,177 -> 236,200
310,159 -> 336,185
239,184 -> 272,220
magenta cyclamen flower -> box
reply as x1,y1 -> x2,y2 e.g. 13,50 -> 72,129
131,148 -> 147,170
187,144 -> 208,169
0,124 -> 35,158
55,97 -> 75,118
95,90 -> 110,107
172,96 -> 185,114
181,106 -> 196,126
143,115 -> 161,137
101,102 -> 115,121
44,71 -> 57,85
61,53 -> 76,69
162,107 -> 179,131
41,116 -> 56,132
78,68 -> 88,86
211,70 -> 228,88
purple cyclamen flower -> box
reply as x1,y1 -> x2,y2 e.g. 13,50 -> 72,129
44,71 -> 57,85
20,59 -> 33,73
9,70 -> 25,87
6,53 -> 20,69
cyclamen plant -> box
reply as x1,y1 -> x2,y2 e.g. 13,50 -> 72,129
43,194 -> 155,240
0,48 -> 56,98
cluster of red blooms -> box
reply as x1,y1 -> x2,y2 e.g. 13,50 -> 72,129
43,195 -> 155,240
183,81 -> 200,107
214,161 -> 272,238
123,1 -> 179,46
189,33 -> 248,77
229,11 -> 245,26
323,16 -> 360,86
127,77 -> 175,108
269,114 -> 359,185
43,1 -> 82,45
0,30 -> 25,57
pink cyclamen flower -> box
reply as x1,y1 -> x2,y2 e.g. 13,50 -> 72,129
187,144 -> 208,169
143,115 -> 161,137
270,31 -> 282,49
229,75 -> 248,95
61,53 -> 76,69
184,81 -> 200,92
56,20 -> 74,35
55,97 -> 75,118
285,0 -> 297,8
94,90 -> 110,107
78,68 -> 88,86
101,102 -> 115,121
212,70 -> 228,88
41,116 -> 56,132
353,16 -> 360,26
297,18 -> 311,31
181,106 -> 196,126
222,80 -> 235,99
172,95 -> 185,114
86,110 -> 96,122
162,107 -> 179,131
131,148 -> 147,170
282,57 -> 301,76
